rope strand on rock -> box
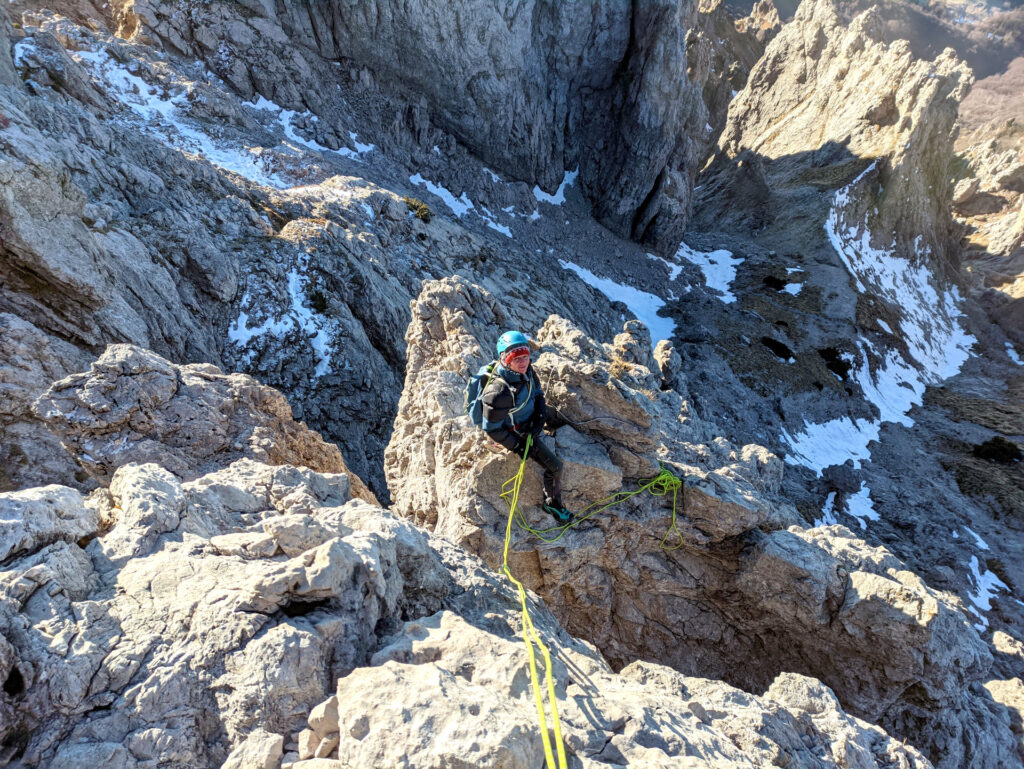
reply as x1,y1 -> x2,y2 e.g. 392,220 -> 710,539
502,457 -> 685,550
496,437 -> 686,767
499,433 -> 569,769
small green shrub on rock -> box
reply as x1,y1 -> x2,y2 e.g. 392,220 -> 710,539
403,196 -> 432,223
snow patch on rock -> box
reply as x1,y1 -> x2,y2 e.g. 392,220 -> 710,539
73,46 -> 289,187
674,242 -> 743,303
228,255 -> 337,378
966,555 -> 1009,630
532,168 -> 578,205
558,260 -> 675,346
784,166 -> 976,474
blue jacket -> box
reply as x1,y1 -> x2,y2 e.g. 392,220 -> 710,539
481,363 -> 545,450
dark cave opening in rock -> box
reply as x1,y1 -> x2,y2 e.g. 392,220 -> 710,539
0,726 -> 28,763
279,598 -> 334,618
3,667 -> 24,698
817,347 -> 851,380
972,436 -> 1023,464
762,275 -> 788,291
760,336 -> 794,360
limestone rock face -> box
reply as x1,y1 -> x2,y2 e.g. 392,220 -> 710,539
0,459 -> 449,768
687,0 -> 779,142
0,7 -> 18,86
224,178 -> 617,502
671,8 -> 1023,733
220,728 -> 283,769
0,10 -> 254,491
385,275 -> 780,541
952,114 -> 1024,343
0,484 -> 94,562
296,609 -> 933,769
33,344 -> 377,503
2,2 -> 1021,767
383,277 -> 1011,763
0,22 -> 236,361
0,8 -> 625,498
703,0 -> 971,278
1,455 -> 938,769
0,313 -> 91,491
113,0 -> 710,252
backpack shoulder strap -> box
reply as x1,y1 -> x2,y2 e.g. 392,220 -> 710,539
485,374 -> 511,395
481,361 -> 509,393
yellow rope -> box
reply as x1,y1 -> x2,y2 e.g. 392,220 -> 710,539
496,436 -> 686,767
500,434 -> 568,769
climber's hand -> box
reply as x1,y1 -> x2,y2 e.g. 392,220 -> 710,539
523,410 -> 546,436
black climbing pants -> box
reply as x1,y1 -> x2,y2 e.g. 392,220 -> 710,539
513,432 -> 563,505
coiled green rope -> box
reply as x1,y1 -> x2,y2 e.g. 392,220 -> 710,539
500,441 -> 686,550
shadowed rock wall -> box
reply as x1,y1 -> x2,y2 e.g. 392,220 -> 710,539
113,0 -> 711,253
710,0 -> 971,279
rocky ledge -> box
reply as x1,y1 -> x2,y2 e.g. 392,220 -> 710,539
32,344 -> 377,504
2,443 -> 932,768
384,276 -> 1021,767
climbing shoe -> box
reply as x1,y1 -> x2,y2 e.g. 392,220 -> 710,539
542,502 -> 574,525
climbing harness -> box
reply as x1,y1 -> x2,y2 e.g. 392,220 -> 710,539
496,435 -> 686,768
500,433 -> 569,769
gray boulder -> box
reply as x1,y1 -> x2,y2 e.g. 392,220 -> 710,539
33,344 -> 377,503
0,483 -> 94,562
294,607 -> 933,769
0,459 -> 448,767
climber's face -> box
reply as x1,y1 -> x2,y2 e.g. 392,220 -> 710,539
501,345 -> 531,374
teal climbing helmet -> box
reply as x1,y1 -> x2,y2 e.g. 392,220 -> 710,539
496,330 -> 529,356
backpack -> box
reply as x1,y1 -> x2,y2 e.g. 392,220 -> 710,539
465,362 -> 537,429
465,361 -> 508,428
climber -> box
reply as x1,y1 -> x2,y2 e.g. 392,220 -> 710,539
482,331 -> 573,524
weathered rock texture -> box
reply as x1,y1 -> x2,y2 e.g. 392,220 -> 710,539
0,14 -> 235,359
678,0 -> 981,483
32,344 -> 377,504
0,484 -> 93,563
383,277 -> 1018,766
112,0 -> 711,252
0,7 -> 256,491
954,61 -> 1024,343
0,314 -> 91,491
687,0 -> 779,142
232,176 -> 619,501
0,459 -> 446,767
669,0 -> 1023,723
297,610 -> 934,769
708,0 -> 971,280
2,1 -> 1022,767
0,6 -> 623,498
1,456 -> 936,769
